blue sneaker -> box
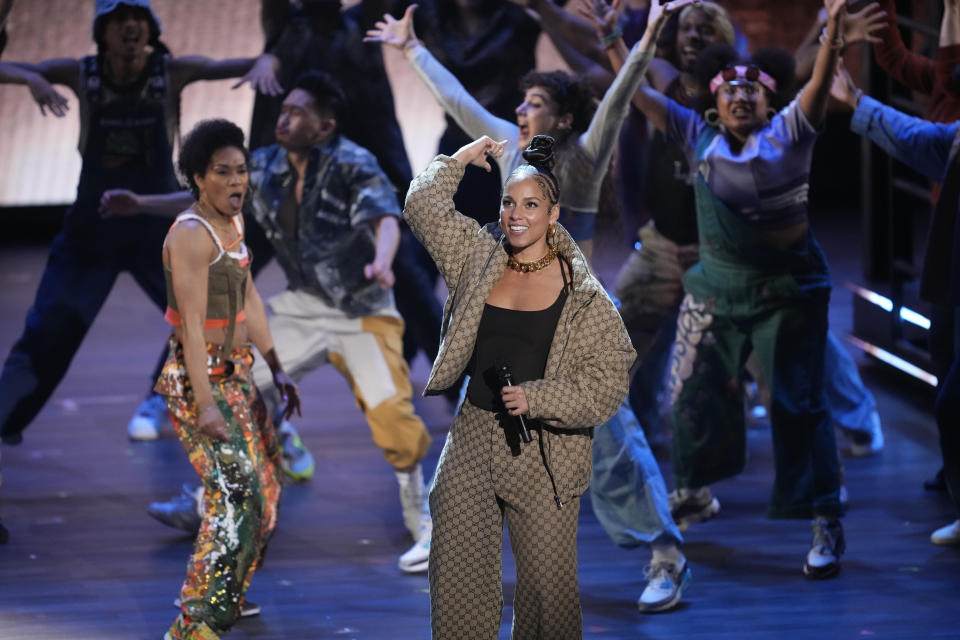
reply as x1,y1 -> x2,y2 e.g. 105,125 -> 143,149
128,393 -> 169,441
278,421 -> 315,482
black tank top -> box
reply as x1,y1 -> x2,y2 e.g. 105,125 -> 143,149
467,264 -> 569,411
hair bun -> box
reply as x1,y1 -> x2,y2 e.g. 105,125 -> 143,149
522,135 -> 556,171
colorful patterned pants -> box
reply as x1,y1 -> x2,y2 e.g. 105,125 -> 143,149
429,400 -> 583,640
155,337 -> 282,640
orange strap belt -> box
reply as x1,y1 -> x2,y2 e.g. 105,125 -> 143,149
164,307 -> 246,329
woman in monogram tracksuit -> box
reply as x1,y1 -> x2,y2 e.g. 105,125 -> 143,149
404,134 -> 635,640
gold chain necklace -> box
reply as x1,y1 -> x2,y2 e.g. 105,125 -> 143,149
506,246 -> 559,273
194,200 -> 235,237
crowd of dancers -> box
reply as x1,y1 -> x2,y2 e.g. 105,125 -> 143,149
0,0 -> 958,639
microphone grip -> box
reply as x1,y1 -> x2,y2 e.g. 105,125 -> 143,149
499,370 -> 532,444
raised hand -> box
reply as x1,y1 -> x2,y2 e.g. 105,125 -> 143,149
25,71 -> 69,117
824,0 -> 848,22
232,53 -> 283,95
576,0 -> 625,39
843,1 -> 885,44
830,57 -> 862,110
648,0 -> 701,30
452,136 -> 508,172
364,4 -> 419,51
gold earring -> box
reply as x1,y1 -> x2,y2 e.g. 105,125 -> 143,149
705,108 -> 720,126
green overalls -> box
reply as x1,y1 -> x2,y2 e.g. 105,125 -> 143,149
668,128 -> 843,519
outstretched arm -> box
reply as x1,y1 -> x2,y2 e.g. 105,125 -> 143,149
579,0 -> 691,136
0,57 -> 77,117
833,59 -> 958,180
168,53 -> 283,96
872,0 -> 935,94
365,4 -> 519,161
99,189 -> 193,218
800,0 -> 847,130
795,3 -> 885,83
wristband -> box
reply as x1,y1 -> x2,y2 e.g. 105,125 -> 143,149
819,27 -> 844,50
600,25 -> 623,49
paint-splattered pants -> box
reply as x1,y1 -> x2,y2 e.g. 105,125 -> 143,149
155,337 -> 282,640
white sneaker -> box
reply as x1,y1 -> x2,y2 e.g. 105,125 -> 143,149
931,520 -> 960,546
398,516 -> 431,573
396,465 -> 427,539
128,394 -> 169,441
638,560 -> 691,612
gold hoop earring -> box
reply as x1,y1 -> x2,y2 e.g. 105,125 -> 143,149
549,223 -> 556,242
705,108 -> 720,127
766,108 -> 777,123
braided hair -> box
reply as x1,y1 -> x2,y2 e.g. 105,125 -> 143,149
507,135 -> 560,206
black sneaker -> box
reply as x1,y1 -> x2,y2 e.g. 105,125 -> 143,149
803,517 -> 845,579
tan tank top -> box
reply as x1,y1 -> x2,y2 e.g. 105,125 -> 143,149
163,212 -> 250,351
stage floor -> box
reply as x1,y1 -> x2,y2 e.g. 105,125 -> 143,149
0,220 -> 958,639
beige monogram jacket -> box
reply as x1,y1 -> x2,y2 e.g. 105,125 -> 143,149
404,156 -> 636,501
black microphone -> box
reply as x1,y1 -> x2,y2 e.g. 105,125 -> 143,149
494,359 -> 531,444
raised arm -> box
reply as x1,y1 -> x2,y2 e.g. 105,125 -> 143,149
872,0 -> 935,94
365,5 -> 518,158
800,0 -> 847,130
168,53 -> 283,96
524,0 -> 614,68
833,60 -> 958,179
403,136 -> 506,288
578,0 -> 691,145
795,3 -> 885,82
0,57 -> 77,117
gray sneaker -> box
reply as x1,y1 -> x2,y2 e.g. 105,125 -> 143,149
147,484 -> 202,534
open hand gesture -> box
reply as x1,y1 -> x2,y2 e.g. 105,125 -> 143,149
26,72 -> 69,117
364,4 -> 419,51
843,2 -> 886,45
232,53 -> 283,95
576,0 -> 626,39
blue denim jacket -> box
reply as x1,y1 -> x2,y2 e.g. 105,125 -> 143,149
851,95 -> 960,304
247,135 -> 400,316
